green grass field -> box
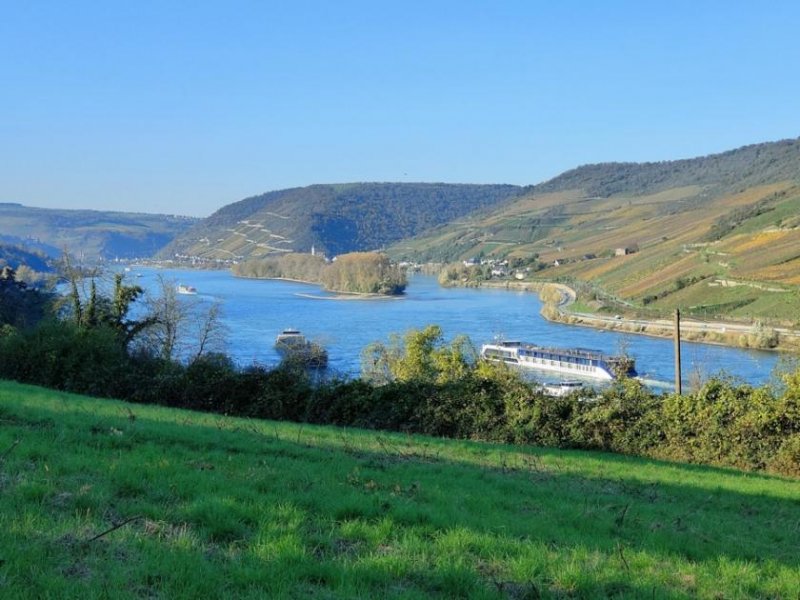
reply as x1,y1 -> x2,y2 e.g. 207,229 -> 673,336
1,380 -> 798,599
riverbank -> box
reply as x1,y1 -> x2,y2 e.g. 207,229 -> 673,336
442,278 -> 800,352
126,269 -> 780,383
543,285 -> 800,353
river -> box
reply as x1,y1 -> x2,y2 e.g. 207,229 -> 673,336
129,268 -> 784,388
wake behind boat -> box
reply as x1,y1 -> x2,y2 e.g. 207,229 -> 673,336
480,340 -> 636,381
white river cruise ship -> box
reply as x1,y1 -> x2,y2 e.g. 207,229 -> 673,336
480,340 -> 636,381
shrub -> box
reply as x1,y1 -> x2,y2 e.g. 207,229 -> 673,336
661,379 -> 745,464
659,376 -> 797,471
521,395 -> 580,448
179,353 -> 239,413
416,378 -> 508,440
0,321 -> 129,398
245,363 -> 313,422
305,378 -> 376,428
574,379 -> 664,455
2,317 -> 799,478
768,434 -> 800,476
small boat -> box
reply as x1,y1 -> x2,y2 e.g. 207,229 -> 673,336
176,284 -> 198,295
480,340 -> 636,380
542,381 -> 585,397
275,329 -> 328,368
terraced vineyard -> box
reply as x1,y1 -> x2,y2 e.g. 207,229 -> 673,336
161,183 -> 524,262
392,139 -> 800,325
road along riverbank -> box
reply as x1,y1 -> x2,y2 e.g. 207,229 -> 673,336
539,283 -> 800,352
443,278 -> 800,352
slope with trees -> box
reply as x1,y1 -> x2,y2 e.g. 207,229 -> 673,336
0,242 -> 55,286
0,203 -> 198,261
0,266 -> 53,332
162,183 -> 524,262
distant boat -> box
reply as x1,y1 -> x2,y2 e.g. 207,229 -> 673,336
275,329 -> 328,368
542,381 -> 585,397
176,284 -> 198,295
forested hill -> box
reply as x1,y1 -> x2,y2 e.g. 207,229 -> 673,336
160,183 -> 524,261
0,203 -> 198,261
535,137 -> 800,198
0,243 -> 53,274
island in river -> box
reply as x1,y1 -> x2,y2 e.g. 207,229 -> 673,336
232,252 -> 407,296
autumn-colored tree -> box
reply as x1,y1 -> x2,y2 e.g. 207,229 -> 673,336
233,252 -> 406,295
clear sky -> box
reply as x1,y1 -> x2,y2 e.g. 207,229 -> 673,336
2,1 -> 799,217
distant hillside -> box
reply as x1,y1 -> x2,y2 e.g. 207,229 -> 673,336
0,203 -> 198,261
536,138 -> 800,197
391,137 -> 800,324
161,183 -> 524,261
0,243 -> 53,274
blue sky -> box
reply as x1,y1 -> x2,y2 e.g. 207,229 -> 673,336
2,1 -> 799,217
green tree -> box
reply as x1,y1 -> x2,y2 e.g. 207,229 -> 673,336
63,269 -> 157,350
361,325 -> 478,385
0,266 -> 52,330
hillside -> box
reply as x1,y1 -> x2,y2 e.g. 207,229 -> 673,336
535,137 -> 800,197
0,203 -> 198,262
391,138 -> 800,324
0,243 -> 53,274
1,380 -> 798,598
160,183 -> 524,261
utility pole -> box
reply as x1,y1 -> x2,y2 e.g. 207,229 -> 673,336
674,308 -> 682,395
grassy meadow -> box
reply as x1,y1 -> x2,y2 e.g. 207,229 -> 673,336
1,380 -> 799,599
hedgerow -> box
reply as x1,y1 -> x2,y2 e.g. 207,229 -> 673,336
1,319 -> 798,478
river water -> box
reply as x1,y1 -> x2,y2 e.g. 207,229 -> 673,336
130,268 -> 783,388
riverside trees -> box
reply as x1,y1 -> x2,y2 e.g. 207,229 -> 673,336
65,272 -> 158,350
1,281 -> 800,476
141,275 -> 226,362
0,266 -> 227,399
0,266 -> 52,331
233,252 -> 407,295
